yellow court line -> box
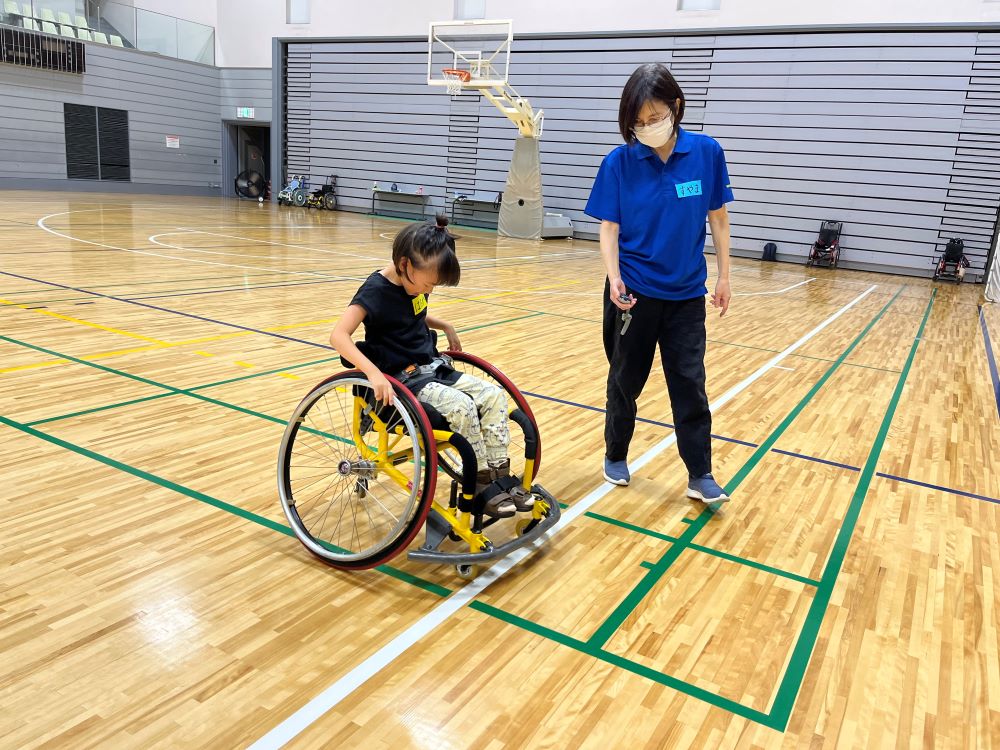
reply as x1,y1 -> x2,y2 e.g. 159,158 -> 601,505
0,279 -> 577,374
0,298 -> 170,344
0,332 -> 253,374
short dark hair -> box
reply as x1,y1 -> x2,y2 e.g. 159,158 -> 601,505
391,214 -> 461,287
618,63 -> 686,144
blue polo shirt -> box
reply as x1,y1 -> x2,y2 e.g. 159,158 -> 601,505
585,128 -> 734,300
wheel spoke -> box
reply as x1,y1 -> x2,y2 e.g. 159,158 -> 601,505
280,375 -> 429,564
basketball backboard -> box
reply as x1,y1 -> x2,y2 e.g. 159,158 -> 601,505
427,19 -> 512,90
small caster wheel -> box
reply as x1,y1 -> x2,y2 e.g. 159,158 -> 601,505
455,563 -> 480,580
515,518 -> 538,536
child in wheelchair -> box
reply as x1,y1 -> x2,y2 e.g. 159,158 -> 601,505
330,215 -> 534,519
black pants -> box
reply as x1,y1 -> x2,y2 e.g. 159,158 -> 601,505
603,280 -> 712,478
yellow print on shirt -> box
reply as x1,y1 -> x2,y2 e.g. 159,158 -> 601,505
412,294 -> 428,315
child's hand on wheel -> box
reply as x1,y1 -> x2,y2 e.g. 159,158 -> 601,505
369,371 -> 393,403
445,325 -> 462,352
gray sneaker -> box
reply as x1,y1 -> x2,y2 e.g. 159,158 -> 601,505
603,457 -> 631,486
686,474 -> 730,506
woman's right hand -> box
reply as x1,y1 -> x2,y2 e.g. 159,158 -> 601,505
369,371 -> 394,404
609,276 -> 636,310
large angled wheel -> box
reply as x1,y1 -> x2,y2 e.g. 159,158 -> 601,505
277,372 -> 436,569
436,351 -> 541,485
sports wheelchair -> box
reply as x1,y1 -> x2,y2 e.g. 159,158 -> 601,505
806,220 -> 843,268
277,352 -> 560,579
932,238 -> 970,284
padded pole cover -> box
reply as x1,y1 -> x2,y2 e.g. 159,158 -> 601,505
498,136 -> 543,239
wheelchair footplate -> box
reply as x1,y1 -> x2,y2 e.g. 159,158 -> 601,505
406,483 -> 561,573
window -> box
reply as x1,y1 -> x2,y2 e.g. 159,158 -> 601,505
64,103 -> 130,181
678,0 -> 721,9
454,0 -> 486,19
287,0 -> 310,24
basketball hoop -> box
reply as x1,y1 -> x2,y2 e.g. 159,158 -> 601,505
442,68 -> 471,95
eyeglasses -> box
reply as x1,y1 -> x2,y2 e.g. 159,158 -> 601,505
633,111 -> 671,130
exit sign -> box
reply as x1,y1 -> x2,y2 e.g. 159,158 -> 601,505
236,107 -> 255,119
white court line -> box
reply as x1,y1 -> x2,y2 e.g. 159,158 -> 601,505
36,210 -> 362,282
248,282 -> 879,750
772,365 -> 795,371
147,231 -> 366,268
180,228 -> 385,262
734,278 -> 816,297
34,211 -> 602,304
150,231 -> 591,297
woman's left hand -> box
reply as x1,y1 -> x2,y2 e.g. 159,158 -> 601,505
445,325 -> 463,351
711,277 -> 731,317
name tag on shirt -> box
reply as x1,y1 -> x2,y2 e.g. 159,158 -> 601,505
412,294 -> 428,315
675,180 -> 702,198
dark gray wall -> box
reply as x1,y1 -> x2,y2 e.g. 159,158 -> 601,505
0,43 -> 223,194
281,29 -> 1000,278
220,67 -> 272,123
0,46 -> 272,196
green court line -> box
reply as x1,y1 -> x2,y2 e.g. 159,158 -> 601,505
5,279 -> 922,725
10,382 -> 774,724
584,511 -> 820,587
767,289 -> 936,731
639,561 -> 655,569
23,355 -> 342,427
586,285 -> 905,650
1,333 -> 298,429
188,356 -> 344,391
686,543 -> 820,588
16,313 -> 536,427
708,338 -> 902,374
796,354 -> 901,374
585,511 -> 680,543
468,601 -> 771,725
27,394 -> 179,426
455,311 -> 544,332
0,411 -> 451,598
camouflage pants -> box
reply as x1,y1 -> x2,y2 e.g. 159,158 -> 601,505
419,374 -> 510,465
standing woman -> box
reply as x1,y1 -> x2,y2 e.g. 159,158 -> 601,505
585,63 -> 734,506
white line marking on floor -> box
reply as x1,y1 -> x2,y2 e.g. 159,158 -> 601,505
734,278 -> 816,297
247,283 -> 879,750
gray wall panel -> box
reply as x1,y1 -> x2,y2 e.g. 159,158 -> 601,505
220,68 -> 272,123
0,44 -> 222,193
283,29 -> 999,278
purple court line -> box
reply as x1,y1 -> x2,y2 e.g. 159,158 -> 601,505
523,390 -> 1000,506
0,270 -> 334,351
5,269 -> 994,506
980,307 -> 1000,421
875,473 -> 999,506
130,278 -> 347,300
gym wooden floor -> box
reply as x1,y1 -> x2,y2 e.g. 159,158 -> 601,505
2,191 -> 998,749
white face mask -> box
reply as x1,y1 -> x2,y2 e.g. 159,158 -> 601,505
634,115 -> 674,148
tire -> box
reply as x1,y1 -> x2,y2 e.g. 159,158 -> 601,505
436,351 -> 542,485
323,192 -> 337,211
277,373 -> 437,569
292,189 -> 306,207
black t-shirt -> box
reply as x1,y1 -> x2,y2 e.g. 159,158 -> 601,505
349,271 -> 437,374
